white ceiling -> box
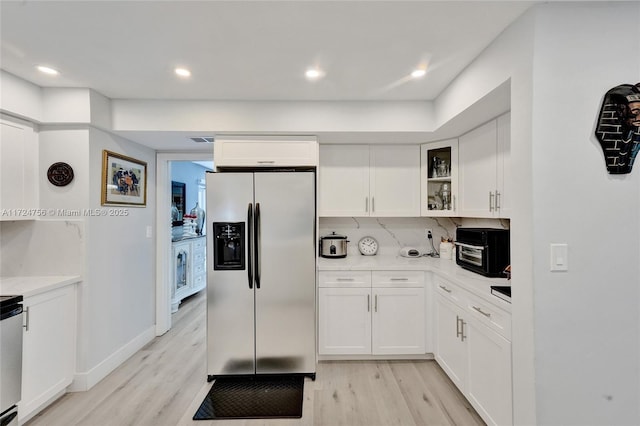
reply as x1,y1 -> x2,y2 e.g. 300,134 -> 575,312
0,1 -> 535,148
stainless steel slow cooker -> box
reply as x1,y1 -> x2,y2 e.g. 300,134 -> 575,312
320,232 -> 348,258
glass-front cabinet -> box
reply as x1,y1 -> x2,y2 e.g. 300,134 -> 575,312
421,139 -> 458,216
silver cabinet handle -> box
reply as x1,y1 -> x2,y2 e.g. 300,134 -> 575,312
496,191 -> 501,211
390,278 -> 409,281
473,306 -> 492,318
365,197 -> 369,213
374,294 -> 378,312
439,285 -> 452,293
455,316 -> 467,341
367,294 -> 370,312
336,278 -> 355,282
23,306 -> 30,332
489,192 -> 494,212
453,195 -> 456,212
372,197 -> 375,213
257,160 -> 275,164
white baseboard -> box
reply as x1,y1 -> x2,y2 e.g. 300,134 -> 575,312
69,326 -> 155,392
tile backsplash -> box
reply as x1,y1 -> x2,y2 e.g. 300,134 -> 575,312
0,220 -> 84,276
319,216 -> 509,257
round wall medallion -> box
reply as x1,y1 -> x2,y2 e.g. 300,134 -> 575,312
47,162 -> 74,186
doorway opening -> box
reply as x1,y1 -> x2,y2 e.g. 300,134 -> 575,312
156,153 -> 213,336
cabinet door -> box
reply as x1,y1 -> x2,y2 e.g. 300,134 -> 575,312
421,139 -> 459,216
467,320 -> 513,426
21,285 -> 76,422
496,112 -> 511,218
318,288 -> 372,355
1,119 -> 37,218
434,294 -> 467,392
214,137 -> 318,167
459,120 -> 498,218
372,287 -> 425,355
318,145 -> 370,216
369,145 -> 420,217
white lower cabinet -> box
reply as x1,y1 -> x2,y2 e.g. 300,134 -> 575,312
467,319 -> 512,426
318,287 -> 372,355
434,276 -> 512,426
20,284 -> 76,423
318,270 -> 425,356
435,294 -> 467,390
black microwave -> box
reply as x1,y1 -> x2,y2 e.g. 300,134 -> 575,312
455,228 -> 510,277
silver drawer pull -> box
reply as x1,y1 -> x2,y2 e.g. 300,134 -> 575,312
472,306 -> 491,318
257,160 -> 275,164
389,278 -> 409,281
336,278 -> 355,282
439,285 -> 452,293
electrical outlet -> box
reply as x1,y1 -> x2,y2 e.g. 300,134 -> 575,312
425,228 -> 433,239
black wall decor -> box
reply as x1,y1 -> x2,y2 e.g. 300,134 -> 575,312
47,162 -> 74,186
595,82 -> 640,174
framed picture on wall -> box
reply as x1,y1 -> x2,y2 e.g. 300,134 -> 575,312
101,150 -> 147,206
171,181 -> 186,226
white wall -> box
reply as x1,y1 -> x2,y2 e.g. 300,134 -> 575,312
83,127 -> 156,372
529,3 -> 640,424
1,73 -> 158,391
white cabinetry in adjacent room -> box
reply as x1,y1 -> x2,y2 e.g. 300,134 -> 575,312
20,283 -> 76,424
171,236 -> 206,312
0,117 -> 38,220
319,145 -> 420,217
433,275 -> 512,426
458,112 -> 511,218
318,270 -> 425,356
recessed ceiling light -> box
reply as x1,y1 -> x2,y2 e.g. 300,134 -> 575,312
175,68 -> 191,78
411,69 -> 426,78
305,68 -> 324,80
37,65 -> 59,75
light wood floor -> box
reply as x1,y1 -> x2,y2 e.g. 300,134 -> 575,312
28,291 -> 484,426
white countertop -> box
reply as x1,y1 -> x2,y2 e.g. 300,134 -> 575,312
0,275 -> 82,298
318,254 -> 511,311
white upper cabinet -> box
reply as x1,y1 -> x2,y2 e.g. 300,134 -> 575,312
1,118 -> 38,219
319,144 -> 420,217
318,145 -> 370,216
213,135 -> 318,168
369,145 -> 421,217
458,113 -> 511,218
496,112 -> 511,217
420,139 -> 458,216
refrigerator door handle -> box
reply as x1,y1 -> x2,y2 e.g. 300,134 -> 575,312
254,202 -> 261,289
247,203 -> 253,289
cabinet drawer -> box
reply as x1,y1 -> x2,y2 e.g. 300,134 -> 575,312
433,276 -> 466,305
465,296 -> 511,340
192,260 -> 205,277
372,271 -> 424,288
319,271 -> 371,288
192,274 -> 205,290
192,238 -> 206,250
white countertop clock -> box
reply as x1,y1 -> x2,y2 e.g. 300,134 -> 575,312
358,236 -> 379,256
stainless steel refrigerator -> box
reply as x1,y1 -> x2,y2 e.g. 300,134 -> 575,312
205,171 -> 316,380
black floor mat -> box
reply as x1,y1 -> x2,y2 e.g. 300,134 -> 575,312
193,375 -> 304,420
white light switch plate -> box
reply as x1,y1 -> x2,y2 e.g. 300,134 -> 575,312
550,243 -> 568,271
146,226 -> 153,238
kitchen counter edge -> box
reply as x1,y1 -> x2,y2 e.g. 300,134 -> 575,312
318,255 -> 511,312
0,275 -> 82,298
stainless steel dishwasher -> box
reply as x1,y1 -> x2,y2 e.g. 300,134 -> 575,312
0,295 -> 23,426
